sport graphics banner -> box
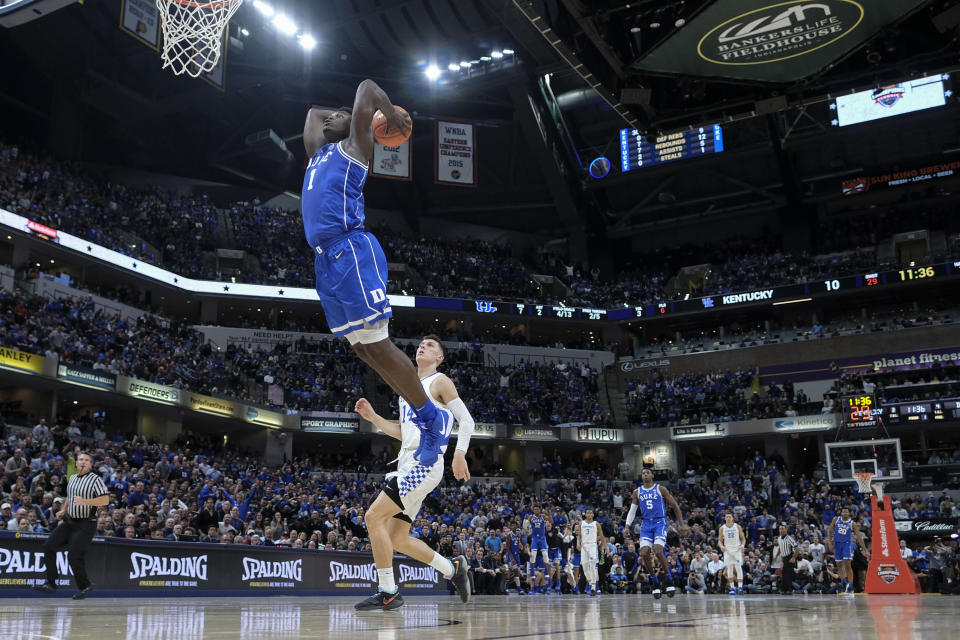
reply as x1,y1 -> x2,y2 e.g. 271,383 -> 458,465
371,140 -> 411,180
0,533 -> 445,595
632,1 -> 928,82
436,120 -> 476,187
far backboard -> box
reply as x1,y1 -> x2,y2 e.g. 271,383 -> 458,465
825,438 -> 903,484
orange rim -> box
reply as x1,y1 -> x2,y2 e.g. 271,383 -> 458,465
168,0 -> 241,8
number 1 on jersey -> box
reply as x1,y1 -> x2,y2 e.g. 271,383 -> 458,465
307,169 -> 317,190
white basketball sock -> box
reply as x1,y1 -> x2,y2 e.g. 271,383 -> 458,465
377,567 -> 397,593
430,552 -> 455,579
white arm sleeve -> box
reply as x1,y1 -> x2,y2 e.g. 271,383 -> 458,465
447,397 -> 474,453
626,503 -> 638,526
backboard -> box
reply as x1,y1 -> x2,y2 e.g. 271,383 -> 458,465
825,438 -> 903,484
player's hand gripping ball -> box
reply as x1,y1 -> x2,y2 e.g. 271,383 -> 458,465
372,106 -> 412,146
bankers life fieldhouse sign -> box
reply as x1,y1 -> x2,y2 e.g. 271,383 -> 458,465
632,1 -> 927,82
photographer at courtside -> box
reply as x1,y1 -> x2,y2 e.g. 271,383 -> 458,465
32,451 -> 110,599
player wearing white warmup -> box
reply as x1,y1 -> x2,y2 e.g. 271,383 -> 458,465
353,335 -> 473,610
578,508 -> 605,596
718,511 -> 746,595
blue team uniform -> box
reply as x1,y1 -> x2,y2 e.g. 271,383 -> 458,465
833,517 -> 854,561
529,515 -> 547,551
637,484 -> 669,547
301,141 -> 391,337
507,530 -> 523,566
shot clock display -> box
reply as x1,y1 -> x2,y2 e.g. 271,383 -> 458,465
843,395 -> 880,428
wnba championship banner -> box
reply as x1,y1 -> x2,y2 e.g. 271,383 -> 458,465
119,0 -> 160,50
436,120 -> 476,187
371,140 -> 411,180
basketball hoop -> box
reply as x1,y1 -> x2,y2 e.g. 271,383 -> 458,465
854,471 -> 884,501
156,0 -> 242,77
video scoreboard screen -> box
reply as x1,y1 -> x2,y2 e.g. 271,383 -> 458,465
619,124 -> 723,172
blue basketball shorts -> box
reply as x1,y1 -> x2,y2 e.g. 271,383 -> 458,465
530,536 -> 548,552
639,518 -> 669,548
548,548 -> 562,564
313,231 -> 392,339
572,552 -> 581,568
834,540 -> 853,562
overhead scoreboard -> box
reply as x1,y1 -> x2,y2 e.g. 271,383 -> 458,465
619,124 -> 724,172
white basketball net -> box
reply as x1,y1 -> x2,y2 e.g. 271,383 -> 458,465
854,472 -> 885,501
156,0 -> 242,77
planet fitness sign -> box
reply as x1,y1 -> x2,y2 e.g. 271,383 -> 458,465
633,0 -> 927,82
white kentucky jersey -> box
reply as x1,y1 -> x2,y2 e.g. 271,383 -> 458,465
722,524 -> 742,553
581,520 -> 599,547
395,372 -> 452,470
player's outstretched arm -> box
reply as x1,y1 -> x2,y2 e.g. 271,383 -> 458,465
354,398 -> 400,440
348,79 -> 410,165
718,526 -> 726,553
432,374 -> 473,481
826,516 -> 837,550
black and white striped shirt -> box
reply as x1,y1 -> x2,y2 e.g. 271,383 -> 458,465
66,471 -> 108,520
777,535 -> 798,562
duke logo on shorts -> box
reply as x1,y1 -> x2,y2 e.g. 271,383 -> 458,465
301,141 -> 392,338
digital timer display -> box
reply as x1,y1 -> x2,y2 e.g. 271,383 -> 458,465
843,395 -> 880,428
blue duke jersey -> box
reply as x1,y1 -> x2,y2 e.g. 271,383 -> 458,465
300,141 -> 392,337
833,517 -> 855,561
637,484 -> 667,521
301,141 -> 368,246
636,484 -> 669,548
529,514 -> 547,552
834,517 -> 853,543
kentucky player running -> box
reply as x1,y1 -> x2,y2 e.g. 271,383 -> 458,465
353,335 -> 474,610
625,468 -> 687,599
718,511 -> 746,595
827,506 -> 869,595
302,81 -> 450,462
578,508 -> 605,596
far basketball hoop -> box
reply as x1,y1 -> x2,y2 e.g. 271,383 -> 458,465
853,471 -> 884,501
156,0 -> 242,77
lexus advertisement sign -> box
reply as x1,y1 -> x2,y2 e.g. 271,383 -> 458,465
0,532 -> 445,596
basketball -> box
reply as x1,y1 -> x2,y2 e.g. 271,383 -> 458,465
372,106 -> 412,146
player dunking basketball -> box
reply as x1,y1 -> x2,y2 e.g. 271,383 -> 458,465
625,468 -> 686,599
827,506 -> 869,595
352,335 -> 474,610
301,81 -> 455,473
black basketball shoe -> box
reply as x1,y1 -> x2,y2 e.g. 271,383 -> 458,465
355,589 -> 404,611
450,555 -> 471,603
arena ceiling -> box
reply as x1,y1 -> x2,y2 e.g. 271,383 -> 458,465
1,0 -> 959,237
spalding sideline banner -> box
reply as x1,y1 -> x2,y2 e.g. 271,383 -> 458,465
0,532 -> 445,596
632,0 -> 929,82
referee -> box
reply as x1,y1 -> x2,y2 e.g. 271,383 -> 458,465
775,523 -> 799,595
33,452 -> 109,599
